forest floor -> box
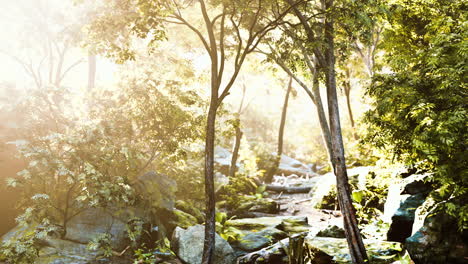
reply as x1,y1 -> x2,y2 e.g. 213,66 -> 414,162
266,173 -> 343,235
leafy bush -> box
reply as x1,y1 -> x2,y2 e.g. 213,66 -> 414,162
364,0 -> 467,229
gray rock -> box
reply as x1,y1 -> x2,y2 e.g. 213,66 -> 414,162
236,227 -> 287,252
316,225 -> 346,238
406,211 -> 467,264
235,196 -> 280,216
306,235 -> 404,264
226,216 -> 308,231
175,200 -> 204,223
63,207 -> 149,250
170,209 -> 198,229
401,174 -> 432,195
278,154 -> 314,176
387,193 -> 426,242
35,238 -> 98,264
171,225 -> 236,264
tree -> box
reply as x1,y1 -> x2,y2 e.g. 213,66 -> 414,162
283,0 -> 369,262
364,0 -> 467,229
229,82 -> 249,178
258,27 -> 333,167
265,76 -> 294,182
0,0 -> 87,89
86,1 -> 295,262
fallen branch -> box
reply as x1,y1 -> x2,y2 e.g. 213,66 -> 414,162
291,198 -> 313,204
266,184 -> 312,193
238,237 -> 290,263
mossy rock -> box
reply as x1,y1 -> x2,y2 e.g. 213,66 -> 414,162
305,236 -> 404,264
226,216 -> 307,231
316,225 -> 346,238
171,209 -> 198,229
175,200 -> 204,223
278,217 -> 310,233
235,227 -> 287,252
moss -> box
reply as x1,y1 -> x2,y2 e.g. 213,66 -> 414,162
171,209 -> 197,229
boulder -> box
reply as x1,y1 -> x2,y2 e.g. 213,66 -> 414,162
406,211 -> 467,264
170,209 -> 198,229
234,196 -> 280,216
35,238 -> 99,264
175,200 -> 204,223
1,225 -> 131,264
316,225 -> 346,238
235,227 -> 287,252
305,235 -> 404,264
238,234 -> 334,264
401,174 -> 432,195
385,173 -> 432,243
226,216 -> 308,232
64,207 -> 148,250
171,225 -> 236,264
387,193 -> 426,242
278,154 -> 314,176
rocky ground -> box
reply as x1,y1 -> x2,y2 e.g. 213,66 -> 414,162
1,153 -> 466,264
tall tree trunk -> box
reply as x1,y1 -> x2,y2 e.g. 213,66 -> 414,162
344,86 -> 354,128
265,77 -> 293,183
202,100 -> 217,264
323,1 -> 368,263
229,123 -> 243,178
343,68 -> 355,129
311,67 -> 333,162
88,51 -> 96,90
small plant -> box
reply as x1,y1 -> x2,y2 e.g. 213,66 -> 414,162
215,212 -> 243,242
133,238 -> 174,264
0,232 -> 39,264
126,217 -> 145,248
87,233 -> 114,258
0,218 -> 59,264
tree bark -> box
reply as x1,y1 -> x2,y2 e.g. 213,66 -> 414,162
228,123 -> 242,178
343,68 -> 355,129
311,66 -> 333,162
202,100 -> 217,264
265,77 -> 293,183
323,0 -> 368,263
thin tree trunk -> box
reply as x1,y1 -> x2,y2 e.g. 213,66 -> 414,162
228,123 -> 242,178
88,51 -> 96,90
323,1 -> 368,263
265,77 -> 293,183
344,87 -> 354,128
311,67 -> 333,162
202,100 -> 217,264
229,83 -> 247,178
343,68 -> 355,129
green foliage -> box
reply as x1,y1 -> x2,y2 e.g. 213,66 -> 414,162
87,233 -> 113,258
364,0 -> 467,229
315,187 -> 339,210
133,238 -> 174,264
0,219 -> 59,264
133,247 -> 158,264
126,217 -> 145,248
221,174 -> 258,210
215,212 -> 243,242
251,141 -> 276,179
